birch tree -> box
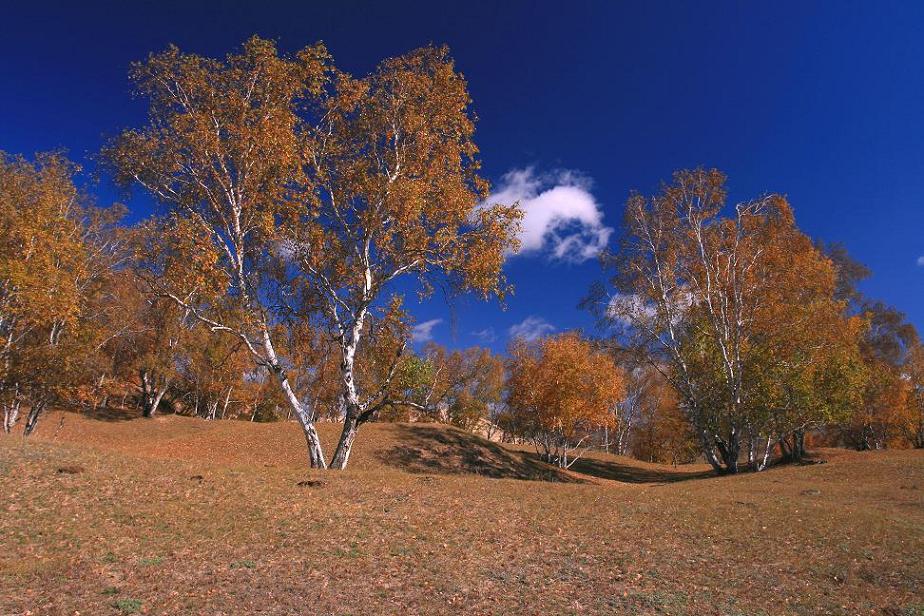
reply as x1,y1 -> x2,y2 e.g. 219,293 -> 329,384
104,279 -> 185,418
903,342 -> 924,448
105,37 -> 332,466
506,332 -> 625,468
107,38 -> 520,470
293,46 -> 521,469
599,168 -> 855,473
0,151 -> 125,434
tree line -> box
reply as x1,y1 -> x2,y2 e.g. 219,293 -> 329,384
1,37 -> 921,473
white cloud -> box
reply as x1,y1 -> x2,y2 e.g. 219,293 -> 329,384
485,167 -> 612,263
411,319 -> 443,343
508,316 -> 556,342
917,256 -> 924,267
471,327 -> 497,343
607,293 -> 657,325
607,290 -> 694,328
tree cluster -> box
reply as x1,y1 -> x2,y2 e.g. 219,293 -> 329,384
587,169 -> 922,473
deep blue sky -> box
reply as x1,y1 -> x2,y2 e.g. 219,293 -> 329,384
2,1 -> 922,351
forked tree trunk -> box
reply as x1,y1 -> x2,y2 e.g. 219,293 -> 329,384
140,369 -> 167,418
144,388 -> 167,418
699,427 -> 741,474
698,429 -> 725,474
716,434 -> 740,474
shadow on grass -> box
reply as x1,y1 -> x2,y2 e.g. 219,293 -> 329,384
565,456 -> 714,484
379,424 -> 717,485
378,424 -> 575,482
77,406 -> 143,422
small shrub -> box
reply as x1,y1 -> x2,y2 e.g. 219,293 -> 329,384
230,559 -> 256,569
113,598 -> 142,613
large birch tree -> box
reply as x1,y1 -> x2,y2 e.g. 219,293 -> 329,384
597,168 -> 859,473
107,37 -> 520,470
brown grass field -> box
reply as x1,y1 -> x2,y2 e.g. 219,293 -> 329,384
1,410 -> 922,615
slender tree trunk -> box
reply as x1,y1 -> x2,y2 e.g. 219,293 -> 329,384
140,369 -> 167,418
698,428 -> 725,474
330,317 -> 367,471
147,387 -> 167,418
758,435 -> 773,471
140,369 -> 151,415
3,400 -> 19,433
273,367 -> 326,469
256,326 -> 326,469
220,386 -> 232,419
616,424 -> 629,456
3,384 -> 21,433
330,403 -> 360,470
23,399 -> 47,436
3,398 -> 21,433
793,429 -> 806,461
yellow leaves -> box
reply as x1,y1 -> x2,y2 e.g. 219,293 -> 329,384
132,216 -> 227,303
507,333 -> 625,438
0,153 -> 89,330
615,167 -> 873,448
108,36 -> 325,233
0,150 -> 126,403
110,36 -> 523,321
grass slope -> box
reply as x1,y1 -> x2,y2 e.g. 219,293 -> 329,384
1,411 -> 922,615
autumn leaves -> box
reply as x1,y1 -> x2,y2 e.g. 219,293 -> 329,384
103,38 -> 520,469
3,36 -> 921,476
595,169 -> 920,473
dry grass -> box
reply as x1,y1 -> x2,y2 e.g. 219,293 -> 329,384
1,410 -> 922,615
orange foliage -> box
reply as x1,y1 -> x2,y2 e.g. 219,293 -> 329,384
506,332 -> 625,467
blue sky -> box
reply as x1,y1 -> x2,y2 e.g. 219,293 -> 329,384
2,1 -> 922,352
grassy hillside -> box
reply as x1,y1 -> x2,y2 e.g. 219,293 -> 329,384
1,411 -> 922,615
